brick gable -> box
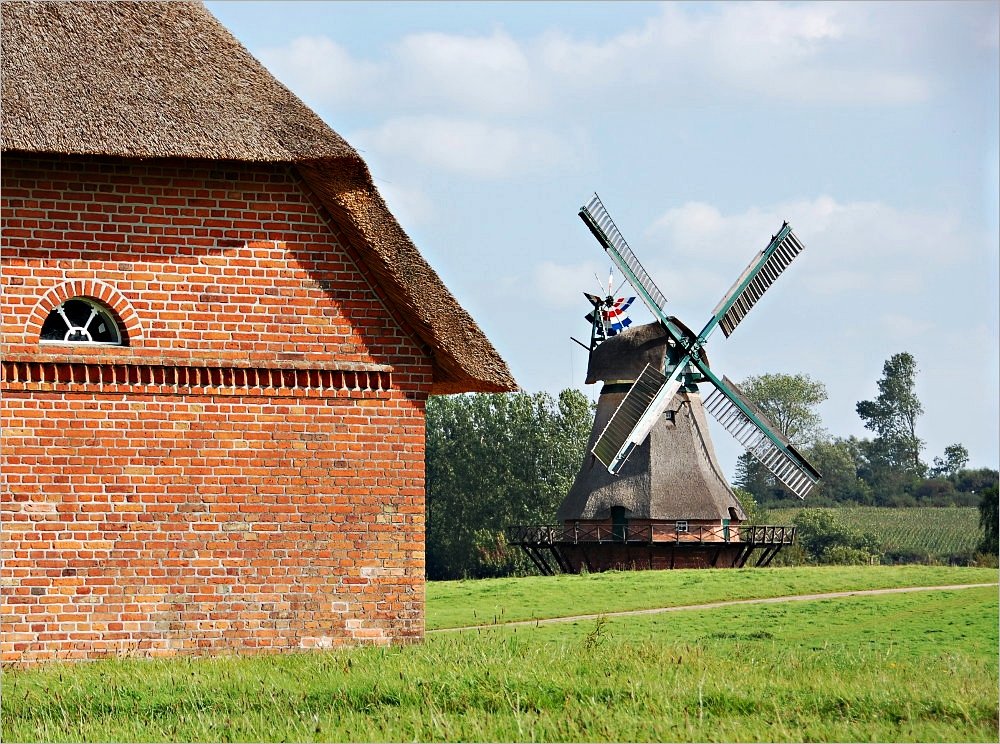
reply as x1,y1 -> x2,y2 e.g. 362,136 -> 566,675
2,154 -> 433,662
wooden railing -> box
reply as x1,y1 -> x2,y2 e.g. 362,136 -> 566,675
741,524 -> 796,545
507,523 -> 795,546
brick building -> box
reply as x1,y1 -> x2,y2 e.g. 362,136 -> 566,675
1,2 -> 515,663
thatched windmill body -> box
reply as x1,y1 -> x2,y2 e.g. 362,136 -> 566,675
512,195 -> 819,572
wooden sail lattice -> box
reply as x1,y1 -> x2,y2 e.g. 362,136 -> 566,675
580,193 -> 670,319
592,364 -> 681,473
713,225 -> 806,338
703,376 -> 819,499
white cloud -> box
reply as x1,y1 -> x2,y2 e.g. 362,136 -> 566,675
371,180 -> 434,228
539,3 -> 929,105
394,29 -> 544,114
533,194 -> 970,325
253,2 -> 945,125
803,268 -> 872,297
356,116 -> 572,179
256,28 -> 544,117
256,36 -> 380,108
534,260 -> 607,308
651,265 -> 732,308
977,11 -> 1000,49
647,196 -> 965,300
879,313 -> 936,338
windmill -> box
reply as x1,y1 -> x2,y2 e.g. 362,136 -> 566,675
578,193 -> 820,498
510,193 -> 818,573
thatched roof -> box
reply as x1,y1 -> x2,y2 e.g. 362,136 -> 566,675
1,1 -> 516,394
556,389 -> 745,522
557,324 -> 744,522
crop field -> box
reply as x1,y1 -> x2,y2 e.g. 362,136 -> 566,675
3,566 -> 997,743
768,506 -> 980,558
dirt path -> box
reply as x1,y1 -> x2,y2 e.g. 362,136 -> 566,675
428,582 -> 997,633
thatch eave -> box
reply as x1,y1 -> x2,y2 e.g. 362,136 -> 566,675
1,0 -> 517,395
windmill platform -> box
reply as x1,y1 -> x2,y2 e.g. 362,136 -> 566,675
507,523 -> 794,574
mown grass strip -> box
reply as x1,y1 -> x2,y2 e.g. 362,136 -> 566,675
426,565 -> 998,630
3,587 -> 996,743
429,582 -> 996,632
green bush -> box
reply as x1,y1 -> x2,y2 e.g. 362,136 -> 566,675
824,545 -> 877,565
882,548 -> 933,565
792,508 -> 881,565
471,529 -> 526,578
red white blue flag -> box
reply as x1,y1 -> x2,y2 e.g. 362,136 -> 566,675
603,296 -> 635,334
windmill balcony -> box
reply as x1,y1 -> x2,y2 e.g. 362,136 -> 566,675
506,523 -> 796,574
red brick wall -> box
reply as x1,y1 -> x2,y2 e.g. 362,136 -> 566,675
553,519 -> 745,570
555,543 -> 748,571
1,154 -> 434,662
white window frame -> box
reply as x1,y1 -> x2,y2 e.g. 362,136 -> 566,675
39,297 -> 123,346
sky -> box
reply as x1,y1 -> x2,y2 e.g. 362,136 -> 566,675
206,1 -> 1000,477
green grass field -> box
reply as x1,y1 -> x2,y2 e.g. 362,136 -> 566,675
426,564 -> 997,630
3,566 -> 997,742
769,506 -> 981,557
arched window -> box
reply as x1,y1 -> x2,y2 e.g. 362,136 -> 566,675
39,298 -> 124,345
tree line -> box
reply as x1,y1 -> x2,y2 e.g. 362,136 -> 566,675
735,352 -> 997,510
425,389 -> 592,580
425,351 -> 998,579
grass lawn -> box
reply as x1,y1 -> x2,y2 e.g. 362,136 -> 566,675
426,564 -> 999,629
2,568 -> 997,742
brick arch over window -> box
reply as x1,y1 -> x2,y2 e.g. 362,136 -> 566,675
26,281 -> 143,345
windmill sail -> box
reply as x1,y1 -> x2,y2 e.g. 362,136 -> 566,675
592,364 -> 682,473
579,194 -> 670,321
578,193 -> 820,490
711,224 -> 806,338
702,375 -> 820,499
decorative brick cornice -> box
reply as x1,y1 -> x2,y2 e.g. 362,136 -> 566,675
0,360 -> 391,399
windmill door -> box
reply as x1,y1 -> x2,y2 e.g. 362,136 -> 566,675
611,506 -> 628,542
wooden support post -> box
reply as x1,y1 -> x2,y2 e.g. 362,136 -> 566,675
523,546 -> 552,576
550,544 -> 573,574
710,546 -> 722,567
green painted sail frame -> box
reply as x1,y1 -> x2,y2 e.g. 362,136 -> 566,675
579,195 -> 819,494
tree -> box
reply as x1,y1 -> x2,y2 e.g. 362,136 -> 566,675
978,486 -> 998,556
425,389 -> 594,579
955,468 -> 1000,495
931,443 -> 970,479
737,373 -> 828,445
805,437 -> 872,505
732,487 -> 768,525
856,352 -> 925,476
733,372 -> 827,504
734,453 -> 782,505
